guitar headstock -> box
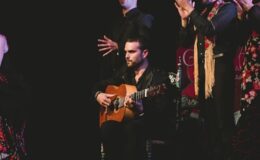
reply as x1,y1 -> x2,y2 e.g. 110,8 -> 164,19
147,83 -> 167,97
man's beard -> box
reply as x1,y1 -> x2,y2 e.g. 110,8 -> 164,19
127,59 -> 144,70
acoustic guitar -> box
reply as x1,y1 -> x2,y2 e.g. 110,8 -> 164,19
99,83 -> 167,127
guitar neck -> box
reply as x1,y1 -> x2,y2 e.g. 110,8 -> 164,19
129,83 -> 166,101
130,88 -> 149,101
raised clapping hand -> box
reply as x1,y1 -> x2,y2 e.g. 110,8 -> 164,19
97,35 -> 119,57
233,0 -> 245,19
174,0 -> 195,20
237,0 -> 254,11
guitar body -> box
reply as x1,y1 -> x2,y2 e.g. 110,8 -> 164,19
99,84 -> 137,127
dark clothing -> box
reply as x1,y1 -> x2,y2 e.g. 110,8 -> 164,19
100,116 -> 145,160
178,1 -> 237,160
239,5 -> 260,108
0,73 -> 30,124
179,2 -> 237,60
0,72 -> 31,160
235,5 -> 260,46
234,5 -> 260,107
99,8 -> 154,79
93,65 -> 175,160
248,5 -> 260,33
232,106 -> 260,160
231,5 -> 260,160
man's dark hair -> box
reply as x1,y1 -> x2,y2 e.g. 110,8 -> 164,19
125,36 -> 150,51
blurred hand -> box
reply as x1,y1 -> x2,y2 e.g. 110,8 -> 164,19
0,35 -> 8,66
175,0 -> 195,20
97,35 -> 119,57
233,0 -> 245,19
237,0 -> 254,11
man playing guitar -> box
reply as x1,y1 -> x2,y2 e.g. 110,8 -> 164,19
93,36 -> 175,160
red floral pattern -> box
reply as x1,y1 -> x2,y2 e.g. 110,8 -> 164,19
0,73 -> 27,159
0,73 -> 8,84
241,31 -> 260,106
0,117 -> 27,160
232,30 -> 260,159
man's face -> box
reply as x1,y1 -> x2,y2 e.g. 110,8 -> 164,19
124,41 -> 145,68
118,0 -> 136,9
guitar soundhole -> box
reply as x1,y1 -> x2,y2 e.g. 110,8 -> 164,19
108,98 -> 120,111
108,104 -> 114,111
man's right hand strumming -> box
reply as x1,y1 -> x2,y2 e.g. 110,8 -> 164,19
96,92 -> 115,108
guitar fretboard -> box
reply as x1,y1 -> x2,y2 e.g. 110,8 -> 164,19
130,88 -> 149,101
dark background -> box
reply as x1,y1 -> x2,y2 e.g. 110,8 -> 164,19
3,0 -> 180,159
